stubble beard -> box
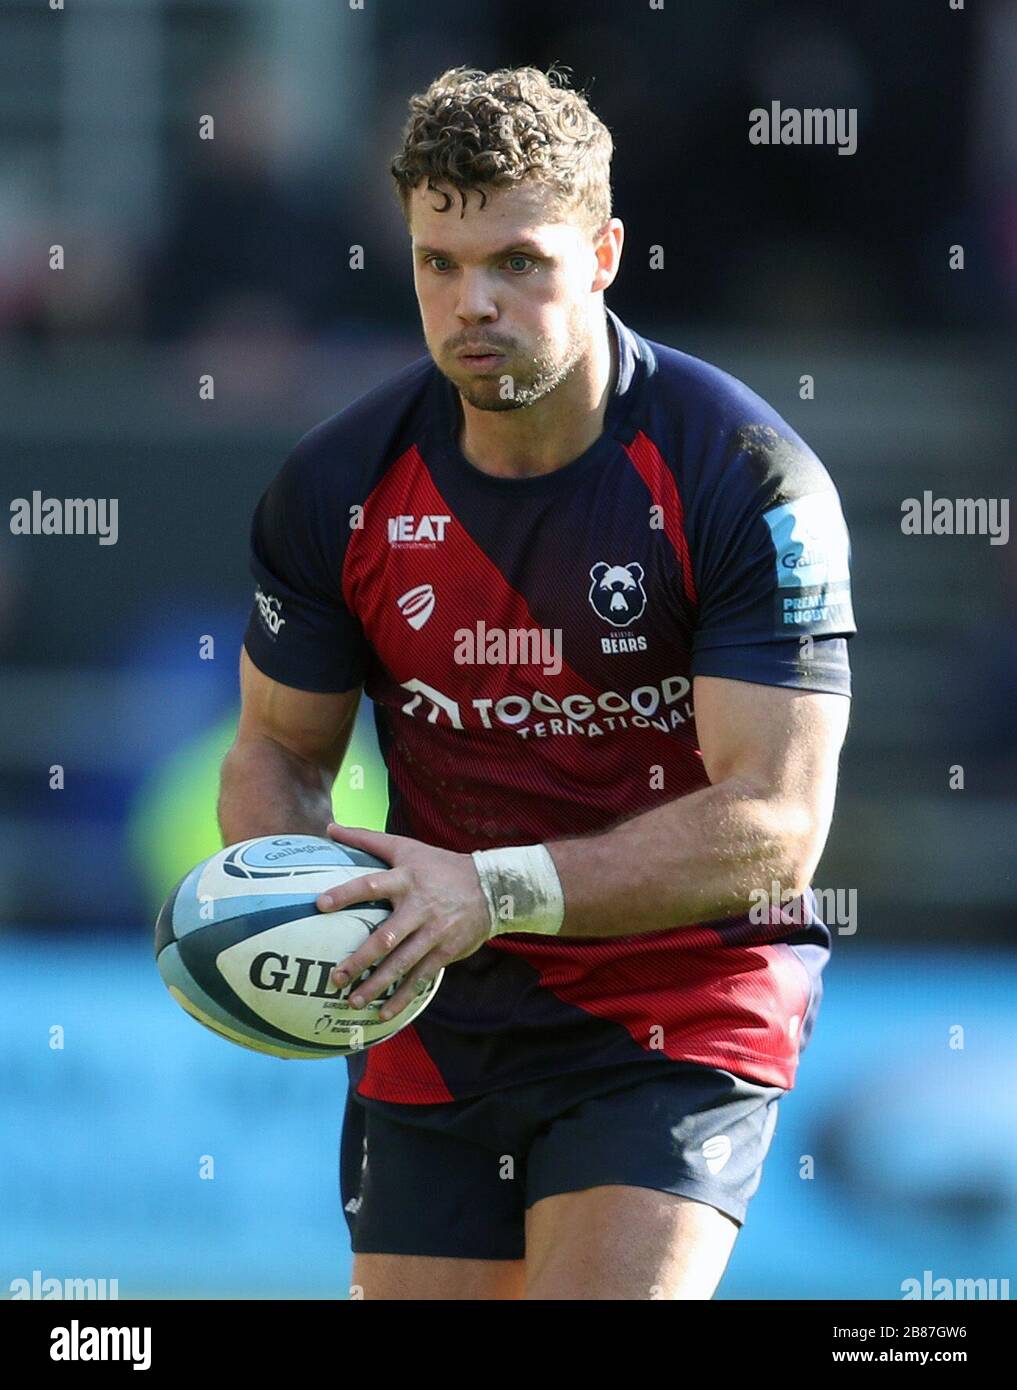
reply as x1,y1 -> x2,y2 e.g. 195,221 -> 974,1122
443,318 -> 590,414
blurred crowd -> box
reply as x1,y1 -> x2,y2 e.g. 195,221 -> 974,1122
1,0 -> 1015,353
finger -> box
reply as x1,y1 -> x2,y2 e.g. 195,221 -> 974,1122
330,905 -> 424,988
316,866 -> 405,913
326,822 -> 407,861
377,950 -> 447,1022
342,926 -> 438,1008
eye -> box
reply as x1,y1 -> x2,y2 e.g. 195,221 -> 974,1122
424,255 -> 453,273
505,254 -> 535,273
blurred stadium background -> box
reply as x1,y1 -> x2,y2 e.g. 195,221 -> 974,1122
1,0 -> 1015,1299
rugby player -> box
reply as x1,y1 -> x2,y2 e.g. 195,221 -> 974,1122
219,64 -> 856,1300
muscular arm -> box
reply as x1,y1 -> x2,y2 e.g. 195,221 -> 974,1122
547,676 -> 850,938
217,649 -> 362,845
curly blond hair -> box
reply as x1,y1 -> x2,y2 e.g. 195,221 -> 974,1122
390,64 -> 613,238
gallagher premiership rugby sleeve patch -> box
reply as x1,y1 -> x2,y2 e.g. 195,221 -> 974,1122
761,490 -> 855,634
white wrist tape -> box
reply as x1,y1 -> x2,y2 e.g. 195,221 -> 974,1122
471,844 -> 565,938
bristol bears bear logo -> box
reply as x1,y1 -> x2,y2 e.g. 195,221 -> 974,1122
588,562 -> 647,628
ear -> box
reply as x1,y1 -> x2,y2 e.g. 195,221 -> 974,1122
626,563 -> 644,582
589,562 -> 608,583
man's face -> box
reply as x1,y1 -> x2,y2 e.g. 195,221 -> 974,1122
409,179 -> 602,412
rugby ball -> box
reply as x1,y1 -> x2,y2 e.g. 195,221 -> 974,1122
154,834 -> 443,1059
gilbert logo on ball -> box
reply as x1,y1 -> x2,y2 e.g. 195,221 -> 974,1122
154,835 -> 443,1059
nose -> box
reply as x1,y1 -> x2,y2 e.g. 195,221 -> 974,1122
455,270 -> 498,324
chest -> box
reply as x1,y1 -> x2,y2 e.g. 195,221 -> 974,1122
344,454 -> 697,724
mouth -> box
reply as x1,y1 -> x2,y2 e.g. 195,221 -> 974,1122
457,348 -> 505,371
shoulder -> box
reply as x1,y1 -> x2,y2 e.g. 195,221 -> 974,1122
638,335 -> 838,508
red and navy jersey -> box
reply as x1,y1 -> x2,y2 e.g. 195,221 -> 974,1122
243,306 -> 856,1102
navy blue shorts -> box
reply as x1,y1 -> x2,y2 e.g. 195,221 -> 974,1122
340,1061 -> 784,1260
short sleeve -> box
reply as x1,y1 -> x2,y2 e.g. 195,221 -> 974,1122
689,422 -> 856,696
242,437 -> 369,694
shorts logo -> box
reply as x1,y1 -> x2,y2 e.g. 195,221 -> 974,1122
588,562 -> 647,628
255,586 -> 286,637
396,583 -> 435,630
343,1136 -> 368,1216
701,1135 -> 732,1174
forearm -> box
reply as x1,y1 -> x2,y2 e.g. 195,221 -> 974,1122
217,734 -> 334,845
546,778 -> 821,939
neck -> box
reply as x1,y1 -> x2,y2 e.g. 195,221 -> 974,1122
456,309 -> 618,480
